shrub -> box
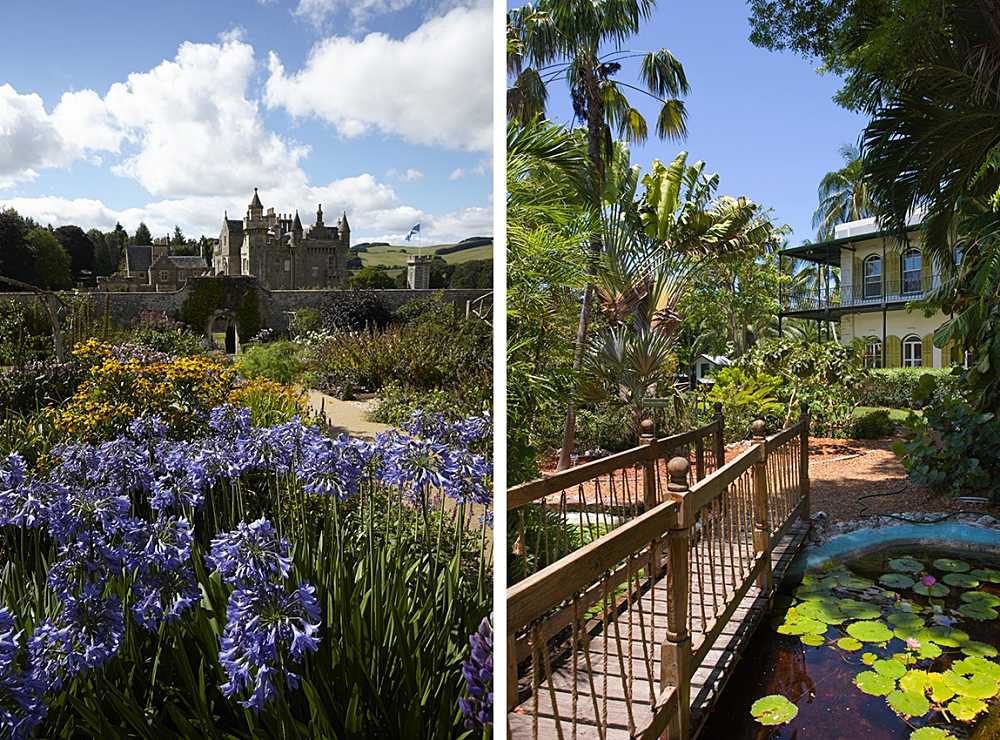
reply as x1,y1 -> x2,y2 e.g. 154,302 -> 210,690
896,395 -> 1000,498
848,409 -> 898,439
320,290 -> 391,331
706,367 -> 784,441
228,376 -> 309,427
369,381 -> 490,427
289,307 -> 322,338
0,299 -> 52,365
236,340 -> 305,384
127,327 -> 207,356
0,361 -> 85,415
857,368 -> 963,409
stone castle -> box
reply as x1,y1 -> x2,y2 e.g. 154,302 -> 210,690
213,188 -> 349,289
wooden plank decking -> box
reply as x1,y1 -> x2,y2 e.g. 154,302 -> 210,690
508,520 -> 810,739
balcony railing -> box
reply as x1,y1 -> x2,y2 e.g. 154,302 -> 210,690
782,276 -> 940,313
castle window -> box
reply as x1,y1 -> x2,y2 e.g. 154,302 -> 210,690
311,266 -> 319,279
864,338 -> 882,369
863,255 -> 881,299
902,249 -> 922,294
903,334 -> 922,368
159,270 -> 170,282
284,259 -> 290,272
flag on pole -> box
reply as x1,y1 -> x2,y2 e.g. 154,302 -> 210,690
405,223 -> 421,242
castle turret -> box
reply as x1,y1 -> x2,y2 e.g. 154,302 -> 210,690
315,203 -> 324,227
339,211 -> 351,244
293,210 -> 303,237
248,188 -> 264,223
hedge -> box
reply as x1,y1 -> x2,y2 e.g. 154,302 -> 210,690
855,368 -> 962,409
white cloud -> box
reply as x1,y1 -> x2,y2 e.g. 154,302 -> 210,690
449,168 -> 465,180
2,175 -> 491,244
387,167 -> 424,182
294,0 -> 417,29
265,5 -> 491,151
52,90 -> 125,156
0,85 -> 71,187
218,25 -> 247,44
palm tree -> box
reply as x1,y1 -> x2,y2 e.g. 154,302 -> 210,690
860,1 -> 1000,406
812,144 -> 873,240
508,0 -> 690,468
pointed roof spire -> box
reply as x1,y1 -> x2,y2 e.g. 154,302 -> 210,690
293,210 -> 302,231
250,187 -> 262,209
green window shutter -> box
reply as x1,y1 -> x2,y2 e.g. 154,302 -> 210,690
885,252 -> 900,295
886,335 -> 902,368
953,342 -> 965,365
922,334 -> 935,367
921,248 -> 932,290
942,340 -> 954,366
853,256 -> 862,300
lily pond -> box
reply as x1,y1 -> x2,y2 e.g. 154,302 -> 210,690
702,548 -> 1000,739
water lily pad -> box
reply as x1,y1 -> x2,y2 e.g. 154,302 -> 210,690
910,728 -> 955,740
889,557 -> 924,573
873,659 -> 907,679
844,575 -> 876,590
899,670 -> 930,694
971,568 -> 1000,583
927,673 -> 957,703
862,652 -> 878,665
915,641 -> 942,660
914,582 -> 950,597
836,637 -> 862,651
750,694 -> 798,725
960,641 -> 999,658
947,695 -> 987,721
838,598 -> 882,620
941,670 -> 999,700
941,573 -> 979,589
880,573 -> 917,589
778,615 -> 827,636
800,633 -> 825,647
920,626 -> 970,647
961,590 -> 1000,608
847,620 -> 894,643
952,656 -> 1000,681
887,689 -> 930,718
855,670 -> 895,696
795,599 -> 846,625
933,558 -> 970,573
957,603 -> 998,621
888,611 -> 925,628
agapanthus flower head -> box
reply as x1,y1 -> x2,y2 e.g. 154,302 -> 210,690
459,615 -> 493,729
209,404 -> 253,439
0,459 -> 48,530
218,581 -> 321,711
209,518 -> 292,587
128,414 -> 168,442
0,608 -> 47,740
378,434 -> 455,497
0,453 -> 25,489
131,566 -> 201,631
47,535 -> 126,598
296,433 -> 370,500
126,514 -> 194,572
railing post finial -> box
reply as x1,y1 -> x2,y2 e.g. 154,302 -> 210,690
639,417 -> 655,443
713,401 -> 723,418
751,419 -> 766,441
667,456 -> 690,494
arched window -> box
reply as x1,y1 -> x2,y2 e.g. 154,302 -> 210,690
903,334 -> 923,368
864,337 -> 882,369
863,255 -> 882,299
902,249 -> 922,294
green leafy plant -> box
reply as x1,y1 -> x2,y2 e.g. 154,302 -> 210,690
236,341 -> 306,384
706,367 -> 783,441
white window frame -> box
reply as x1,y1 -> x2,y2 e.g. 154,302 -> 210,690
902,249 -> 922,295
864,338 -> 883,369
903,334 -> 922,368
863,255 -> 881,299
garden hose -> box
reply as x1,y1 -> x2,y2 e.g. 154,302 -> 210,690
855,483 -> 992,523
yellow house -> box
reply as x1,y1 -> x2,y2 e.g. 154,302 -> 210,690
778,217 -> 963,369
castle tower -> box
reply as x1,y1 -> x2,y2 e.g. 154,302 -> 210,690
338,211 -> 351,244
292,211 -> 303,243
315,203 -> 325,227
248,188 -> 264,224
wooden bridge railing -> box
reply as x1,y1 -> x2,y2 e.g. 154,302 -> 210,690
507,407 -> 725,587
507,404 -> 811,739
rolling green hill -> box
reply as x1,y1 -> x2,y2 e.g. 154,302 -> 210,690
354,242 -> 493,269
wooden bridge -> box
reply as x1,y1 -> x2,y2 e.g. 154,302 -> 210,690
506,405 -> 812,739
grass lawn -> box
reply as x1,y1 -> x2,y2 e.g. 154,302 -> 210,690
355,242 -> 493,269
854,406 -> 922,421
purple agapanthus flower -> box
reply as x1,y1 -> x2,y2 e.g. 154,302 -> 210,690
218,582 -> 321,711
377,433 -> 455,496
0,608 -> 47,739
459,616 -> 493,729
208,518 -> 293,587
0,454 -> 49,529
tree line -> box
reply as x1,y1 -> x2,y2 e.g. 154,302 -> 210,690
0,208 -> 212,290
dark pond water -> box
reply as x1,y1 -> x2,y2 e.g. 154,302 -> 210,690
701,548 -> 1000,740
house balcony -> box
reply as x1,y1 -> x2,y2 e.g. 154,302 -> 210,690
780,276 -> 940,318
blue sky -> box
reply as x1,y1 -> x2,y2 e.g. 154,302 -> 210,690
0,0 -> 492,244
510,0 -> 869,245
